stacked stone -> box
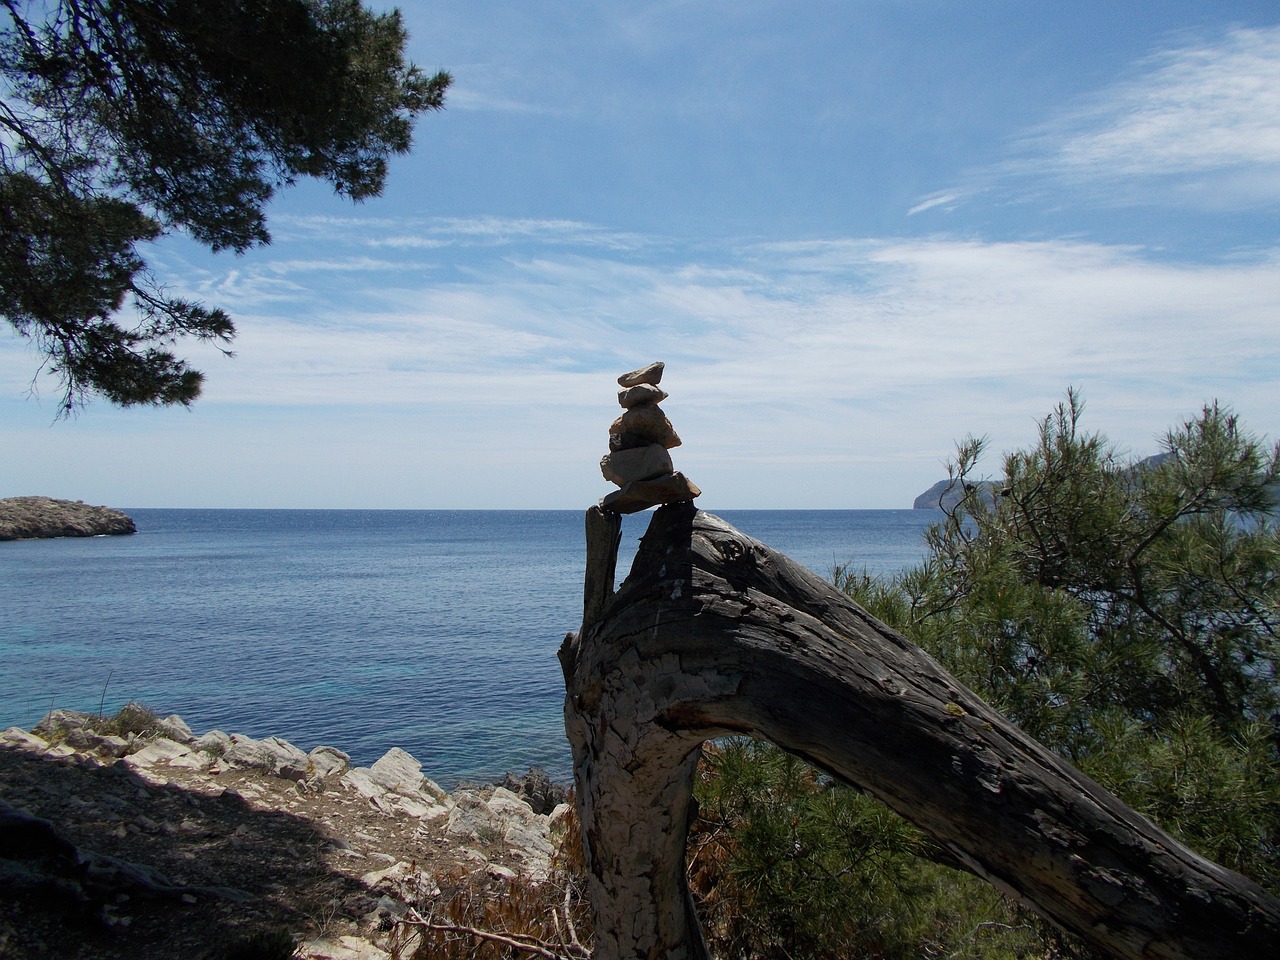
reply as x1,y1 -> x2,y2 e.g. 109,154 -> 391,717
598,361 -> 701,514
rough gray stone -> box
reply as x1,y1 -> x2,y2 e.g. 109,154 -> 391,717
222,734 -> 276,773
368,748 -> 422,795
259,736 -> 311,781
608,403 -> 681,449
308,745 -> 350,780
600,443 -> 674,486
617,383 -> 668,408
156,715 -> 196,743
600,472 -> 702,514
193,729 -> 232,755
617,361 -> 664,388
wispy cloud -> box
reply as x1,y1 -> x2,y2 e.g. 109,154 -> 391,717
169,225 -> 1279,469
906,193 -> 961,216
915,26 -> 1280,213
8,218 -> 1278,507
1035,27 -> 1280,180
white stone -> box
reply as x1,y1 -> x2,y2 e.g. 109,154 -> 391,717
259,736 -> 310,780
368,747 -> 423,795
308,745 -> 350,779
156,714 -> 195,743
342,768 -> 387,803
397,796 -> 452,821
222,734 -> 275,771
1,727 -> 48,752
123,737 -> 193,768
192,729 -> 231,754
167,750 -> 212,770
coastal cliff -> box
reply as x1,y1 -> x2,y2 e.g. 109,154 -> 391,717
0,496 -> 136,541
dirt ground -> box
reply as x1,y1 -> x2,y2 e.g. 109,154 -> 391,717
0,736 -> 563,960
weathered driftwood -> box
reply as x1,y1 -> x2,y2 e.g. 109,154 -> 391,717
559,503 -> 1280,960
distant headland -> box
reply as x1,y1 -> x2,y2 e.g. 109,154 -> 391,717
0,496 -> 136,541
912,479 -> 1001,510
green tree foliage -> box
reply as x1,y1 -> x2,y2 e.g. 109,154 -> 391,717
1,0 -> 449,410
847,392 -> 1280,881
689,739 -> 1043,959
694,394 -> 1279,956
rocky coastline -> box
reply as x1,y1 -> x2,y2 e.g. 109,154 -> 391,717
0,496 -> 136,541
0,709 -> 575,959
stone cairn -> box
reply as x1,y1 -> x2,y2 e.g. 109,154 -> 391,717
598,361 -> 701,514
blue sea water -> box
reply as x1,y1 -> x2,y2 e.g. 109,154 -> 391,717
0,508 -> 939,786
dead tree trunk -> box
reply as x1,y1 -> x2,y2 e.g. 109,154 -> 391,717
559,503 -> 1280,960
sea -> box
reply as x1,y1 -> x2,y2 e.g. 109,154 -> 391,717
0,508 -> 940,787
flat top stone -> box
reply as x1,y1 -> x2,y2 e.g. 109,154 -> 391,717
617,361 -> 664,388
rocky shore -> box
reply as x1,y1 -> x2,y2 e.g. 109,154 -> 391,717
0,497 -> 136,541
0,709 -> 575,959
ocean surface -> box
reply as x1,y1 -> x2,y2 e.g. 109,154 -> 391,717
0,508 -> 940,786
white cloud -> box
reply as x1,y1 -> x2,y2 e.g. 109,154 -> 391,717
917,26 -> 1280,213
1038,27 -> 1280,180
8,214 -> 1278,507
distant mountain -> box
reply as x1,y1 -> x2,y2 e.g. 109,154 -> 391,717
912,479 -> 1001,511
913,450 -> 1276,510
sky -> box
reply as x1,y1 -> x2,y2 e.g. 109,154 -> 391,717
3,0 -> 1278,509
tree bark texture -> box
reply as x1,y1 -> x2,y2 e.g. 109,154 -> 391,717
559,503 -> 1280,960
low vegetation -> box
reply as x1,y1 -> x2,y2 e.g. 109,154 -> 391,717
686,393 -> 1278,958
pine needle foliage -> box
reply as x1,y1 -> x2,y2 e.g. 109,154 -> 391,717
690,394 -> 1278,959
839,394 -> 1280,916
1,0 -> 450,410
688,739 -> 1041,959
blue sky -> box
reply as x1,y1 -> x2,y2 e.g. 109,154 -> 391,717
3,0 -> 1278,509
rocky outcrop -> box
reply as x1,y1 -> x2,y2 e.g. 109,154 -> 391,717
0,496 -> 136,540
1,710 -> 575,960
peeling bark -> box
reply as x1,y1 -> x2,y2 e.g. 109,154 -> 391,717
559,503 -> 1280,960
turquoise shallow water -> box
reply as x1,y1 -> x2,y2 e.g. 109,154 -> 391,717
0,508 -> 938,786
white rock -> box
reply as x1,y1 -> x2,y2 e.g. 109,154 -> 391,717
123,737 -> 193,769
308,745 -> 350,779
444,791 -> 498,841
368,747 -> 424,795
156,714 -> 195,743
397,796 -> 452,821
341,768 -> 386,803
485,786 -> 535,818
167,750 -> 212,771
32,709 -> 91,737
259,736 -> 310,780
192,729 -> 231,754
222,734 -> 275,771
360,860 -> 440,899
1,727 -> 48,752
